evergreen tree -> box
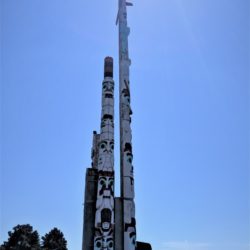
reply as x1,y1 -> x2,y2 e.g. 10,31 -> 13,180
41,228 -> 67,250
1,224 -> 40,250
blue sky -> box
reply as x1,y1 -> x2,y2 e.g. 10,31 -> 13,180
1,0 -> 249,250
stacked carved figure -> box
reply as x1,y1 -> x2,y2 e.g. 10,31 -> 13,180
94,57 -> 115,250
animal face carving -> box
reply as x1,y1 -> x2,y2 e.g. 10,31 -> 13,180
103,81 -> 114,98
98,176 -> 114,197
101,114 -> 114,128
94,236 -> 114,250
99,140 -> 114,154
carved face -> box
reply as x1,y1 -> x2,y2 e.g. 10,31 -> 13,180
101,114 -> 114,128
101,208 -> 112,231
94,236 -> 114,250
103,81 -> 114,98
98,176 -> 114,197
124,218 -> 136,250
99,140 -> 114,154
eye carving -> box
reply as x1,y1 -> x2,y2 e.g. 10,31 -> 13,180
108,179 -> 114,189
99,140 -> 114,153
127,156 -> 132,164
100,180 -> 105,185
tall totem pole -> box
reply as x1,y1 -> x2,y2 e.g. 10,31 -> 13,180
82,1 -> 151,250
117,1 -> 136,250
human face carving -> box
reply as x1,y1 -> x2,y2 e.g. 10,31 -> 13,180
103,81 -> 114,98
101,208 -> 112,231
99,140 -> 114,154
101,114 -> 114,129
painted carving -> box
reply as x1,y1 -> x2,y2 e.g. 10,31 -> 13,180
101,114 -> 114,129
121,80 -> 132,122
97,173 -> 114,198
99,140 -> 114,154
118,1 -> 136,250
95,172 -> 114,249
94,235 -> 114,250
122,88 -> 130,106
98,139 -> 114,172
94,59 -> 115,250
124,218 -> 136,250
101,208 -> 112,231
103,81 -> 114,99
123,143 -> 133,175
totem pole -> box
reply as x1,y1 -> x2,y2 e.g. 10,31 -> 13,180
117,1 -> 136,250
82,2 -> 152,250
94,57 -> 115,250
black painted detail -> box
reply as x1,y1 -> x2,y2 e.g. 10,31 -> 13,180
125,218 -> 136,232
136,242 -> 152,250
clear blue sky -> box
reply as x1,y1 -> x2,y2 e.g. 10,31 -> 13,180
1,0 -> 249,250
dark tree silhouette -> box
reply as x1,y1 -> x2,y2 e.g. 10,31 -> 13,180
1,224 -> 40,250
41,228 -> 67,250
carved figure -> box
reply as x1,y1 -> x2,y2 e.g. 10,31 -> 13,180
103,81 -> 114,99
94,235 -> 114,250
99,140 -> 114,154
101,114 -> 114,129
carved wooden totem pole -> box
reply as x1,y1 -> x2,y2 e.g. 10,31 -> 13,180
117,1 -> 136,250
82,1 -> 151,250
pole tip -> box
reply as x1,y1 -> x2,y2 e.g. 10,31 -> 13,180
104,57 -> 113,78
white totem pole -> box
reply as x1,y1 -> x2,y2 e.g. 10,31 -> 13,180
117,1 -> 136,250
94,57 -> 115,250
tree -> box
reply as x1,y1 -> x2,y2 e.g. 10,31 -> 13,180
1,224 -> 40,250
41,228 -> 67,250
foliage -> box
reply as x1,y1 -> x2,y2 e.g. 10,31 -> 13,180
41,228 -> 67,250
1,224 -> 40,250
